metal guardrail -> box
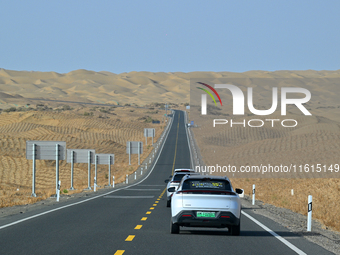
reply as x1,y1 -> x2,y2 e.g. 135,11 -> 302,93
184,111 -> 206,173
124,110 -> 175,184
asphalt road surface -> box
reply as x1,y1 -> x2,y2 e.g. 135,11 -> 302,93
0,110 -> 334,255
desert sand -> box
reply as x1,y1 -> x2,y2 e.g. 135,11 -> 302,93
0,68 -> 340,231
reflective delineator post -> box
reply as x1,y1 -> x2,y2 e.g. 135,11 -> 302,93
57,180 -> 61,202
252,184 -> 255,205
112,176 -> 115,188
94,177 -> 97,192
126,174 -> 128,184
134,171 -> 136,180
307,195 -> 312,231
32,143 -> 36,197
141,168 -> 143,175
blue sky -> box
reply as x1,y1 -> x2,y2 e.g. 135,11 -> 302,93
0,0 -> 339,74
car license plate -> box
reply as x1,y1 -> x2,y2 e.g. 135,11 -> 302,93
197,212 -> 215,218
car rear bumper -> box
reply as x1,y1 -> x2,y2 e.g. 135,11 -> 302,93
172,210 -> 240,227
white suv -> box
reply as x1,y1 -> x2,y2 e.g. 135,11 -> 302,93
165,169 -> 196,207
169,175 -> 243,235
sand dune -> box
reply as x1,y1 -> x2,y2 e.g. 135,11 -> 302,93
1,68 -> 340,231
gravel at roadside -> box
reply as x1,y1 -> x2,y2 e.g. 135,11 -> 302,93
242,195 -> 340,255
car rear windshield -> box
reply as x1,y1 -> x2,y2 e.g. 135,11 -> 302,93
173,173 -> 187,182
182,179 -> 231,191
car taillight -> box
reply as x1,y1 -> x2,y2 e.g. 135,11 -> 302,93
221,216 -> 230,218
181,214 -> 192,217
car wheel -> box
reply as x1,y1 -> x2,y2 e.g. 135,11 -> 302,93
166,200 -> 171,207
170,220 -> 180,234
230,222 -> 240,236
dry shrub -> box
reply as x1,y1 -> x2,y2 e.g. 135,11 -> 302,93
231,178 -> 340,231
0,108 -> 165,209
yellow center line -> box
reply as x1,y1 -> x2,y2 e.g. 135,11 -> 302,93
157,198 -> 160,200
125,235 -> 135,241
153,204 -> 157,206
146,211 -> 151,214
135,225 -> 142,230
114,250 -> 125,255
155,201 -> 159,203
150,207 -> 154,210
141,217 -> 147,221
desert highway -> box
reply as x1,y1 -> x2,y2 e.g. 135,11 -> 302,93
0,110 -> 333,255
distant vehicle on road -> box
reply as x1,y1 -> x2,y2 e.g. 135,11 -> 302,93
169,175 -> 243,235
164,169 -> 196,207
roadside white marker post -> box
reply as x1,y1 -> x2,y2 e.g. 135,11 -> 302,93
134,171 -> 137,180
141,168 -> 143,175
252,184 -> 255,205
32,143 -> 36,197
57,180 -> 61,202
126,174 -> 128,184
307,195 -> 312,231
70,150 -> 75,190
94,177 -> 97,192
112,176 -> 115,188
145,163 -> 147,170
291,189 -> 294,196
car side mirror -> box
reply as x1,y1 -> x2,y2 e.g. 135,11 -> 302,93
235,188 -> 244,194
164,179 -> 169,183
168,187 -> 176,192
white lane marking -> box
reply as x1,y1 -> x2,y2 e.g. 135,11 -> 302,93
104,196 -> 154,199
125,188 -> 161,191
241,211 -> 307,255
0,112 -> 175,230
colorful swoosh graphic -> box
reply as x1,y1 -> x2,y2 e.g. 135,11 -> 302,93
197,82 -> 223,106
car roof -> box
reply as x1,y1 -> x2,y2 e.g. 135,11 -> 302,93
174,168 -> 195,172
182,175 -> 230,181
